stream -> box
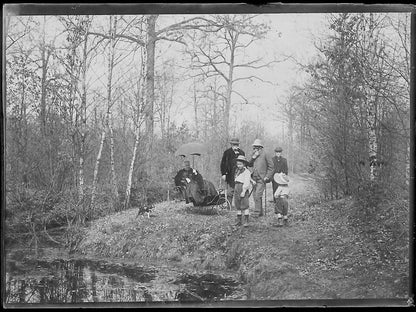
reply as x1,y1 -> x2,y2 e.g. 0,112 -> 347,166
4,247 -> 244,304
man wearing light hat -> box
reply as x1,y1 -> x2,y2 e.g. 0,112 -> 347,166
247,139 -> 274,217
272,146 -> 288,203
220,137 -> 245,208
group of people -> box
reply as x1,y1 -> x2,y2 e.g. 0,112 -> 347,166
174,137 -> 290,228
220,138 -> 289,227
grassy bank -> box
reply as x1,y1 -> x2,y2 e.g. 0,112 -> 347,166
76,173 -> 409,301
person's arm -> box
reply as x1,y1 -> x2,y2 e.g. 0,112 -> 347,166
220,151 -> 228,175
247,150 -> 259,168
283,158 -> 288,175
174,170 -> 183,186
241,170 -> 252,195
265,152 -> 275,181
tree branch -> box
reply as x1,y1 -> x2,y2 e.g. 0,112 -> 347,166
87,31 -> 145,46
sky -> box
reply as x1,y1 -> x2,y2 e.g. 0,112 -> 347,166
163,13 -> 329,137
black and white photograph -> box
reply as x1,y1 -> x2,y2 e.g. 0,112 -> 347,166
2,3 -> 414,307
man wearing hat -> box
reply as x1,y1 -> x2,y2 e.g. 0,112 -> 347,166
220,138 -> 245,208
247,139 -> 274,217
272,146 -> 288,203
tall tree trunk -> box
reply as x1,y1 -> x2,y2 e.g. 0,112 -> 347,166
90,129 -> 106,214
288,111 -> 294,173
124,126 -> 140,210
145,15 -> 157,138
79,17 -> 89,202
224,38 -> 235,140
193,79 -> 199,138
107,16 -> 119,202
144,15 -> 157,176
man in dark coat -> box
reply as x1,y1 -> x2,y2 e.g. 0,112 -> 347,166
220,138 -> 245,208
271,146 -> 288,202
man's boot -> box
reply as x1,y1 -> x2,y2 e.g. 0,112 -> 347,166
243,215 -> 249,227
235,215 -> 242,226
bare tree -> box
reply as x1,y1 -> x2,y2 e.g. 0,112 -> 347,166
184,14 -> 280,142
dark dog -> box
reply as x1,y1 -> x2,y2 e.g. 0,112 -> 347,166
136,204 -> 155,218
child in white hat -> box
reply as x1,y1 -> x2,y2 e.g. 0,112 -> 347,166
273,172 -> 290,226
234,155 -> 252,227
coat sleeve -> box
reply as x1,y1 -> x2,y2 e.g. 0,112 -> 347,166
283,158 -> 288,175
174,170 -> 183,186
242,170 -> 252,193
265,152 -> 275,180
220,151 -> 228,175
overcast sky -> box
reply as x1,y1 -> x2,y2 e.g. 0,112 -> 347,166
162,13 -> 329,137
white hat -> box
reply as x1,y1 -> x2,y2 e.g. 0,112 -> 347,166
252,139 -> 264,148
273,172 -> 289,184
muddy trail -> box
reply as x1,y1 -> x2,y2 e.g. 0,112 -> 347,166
6,173 -> 408,304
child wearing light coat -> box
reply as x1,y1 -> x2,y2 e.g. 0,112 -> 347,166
234,155 -> 253,227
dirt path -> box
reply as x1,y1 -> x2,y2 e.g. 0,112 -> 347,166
231,173 -> 408,300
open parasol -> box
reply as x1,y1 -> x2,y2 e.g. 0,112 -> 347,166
175,142 -> 208,167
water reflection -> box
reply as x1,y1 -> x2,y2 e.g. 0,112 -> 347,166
5,257 -> 241,304
5,258 -> 159,303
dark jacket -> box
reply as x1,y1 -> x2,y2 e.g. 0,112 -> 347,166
220,147 -> 245,187
272,156 -> 288,175
174,168 -> 204,189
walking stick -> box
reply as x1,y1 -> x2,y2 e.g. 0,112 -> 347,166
264,182 -> 267,216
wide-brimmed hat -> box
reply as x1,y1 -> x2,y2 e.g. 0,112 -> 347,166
273,172 -> 289,184
229,137 -> 240,145
235,155 -> 248,164
274,146 -> 283,152
252,139 -> 264,148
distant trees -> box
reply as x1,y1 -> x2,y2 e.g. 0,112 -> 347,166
284,13 -> 410,198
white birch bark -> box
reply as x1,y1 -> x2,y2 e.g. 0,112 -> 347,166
79,17 -> 89,201
107,16 -> 118,201
90,129 -> 106,209
124,126 -> 140,210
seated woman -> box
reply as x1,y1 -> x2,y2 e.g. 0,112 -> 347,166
174,160 -> 204,203
173,160 -> 217,206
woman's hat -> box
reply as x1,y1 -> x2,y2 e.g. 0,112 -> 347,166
236,155 -> 248,164
274,146 -> 283,152
229,137 -> 240,144
252,139 -> 264,148
273,172 -> 289,184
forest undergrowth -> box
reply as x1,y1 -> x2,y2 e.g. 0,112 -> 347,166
75,173 -> 409,300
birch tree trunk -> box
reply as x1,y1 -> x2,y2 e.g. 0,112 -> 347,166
145,15 -> 157,176
90,128 -> 106,213
107,16 -> 119,202
124,126 -> 140,210
79,17 -> 89,202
